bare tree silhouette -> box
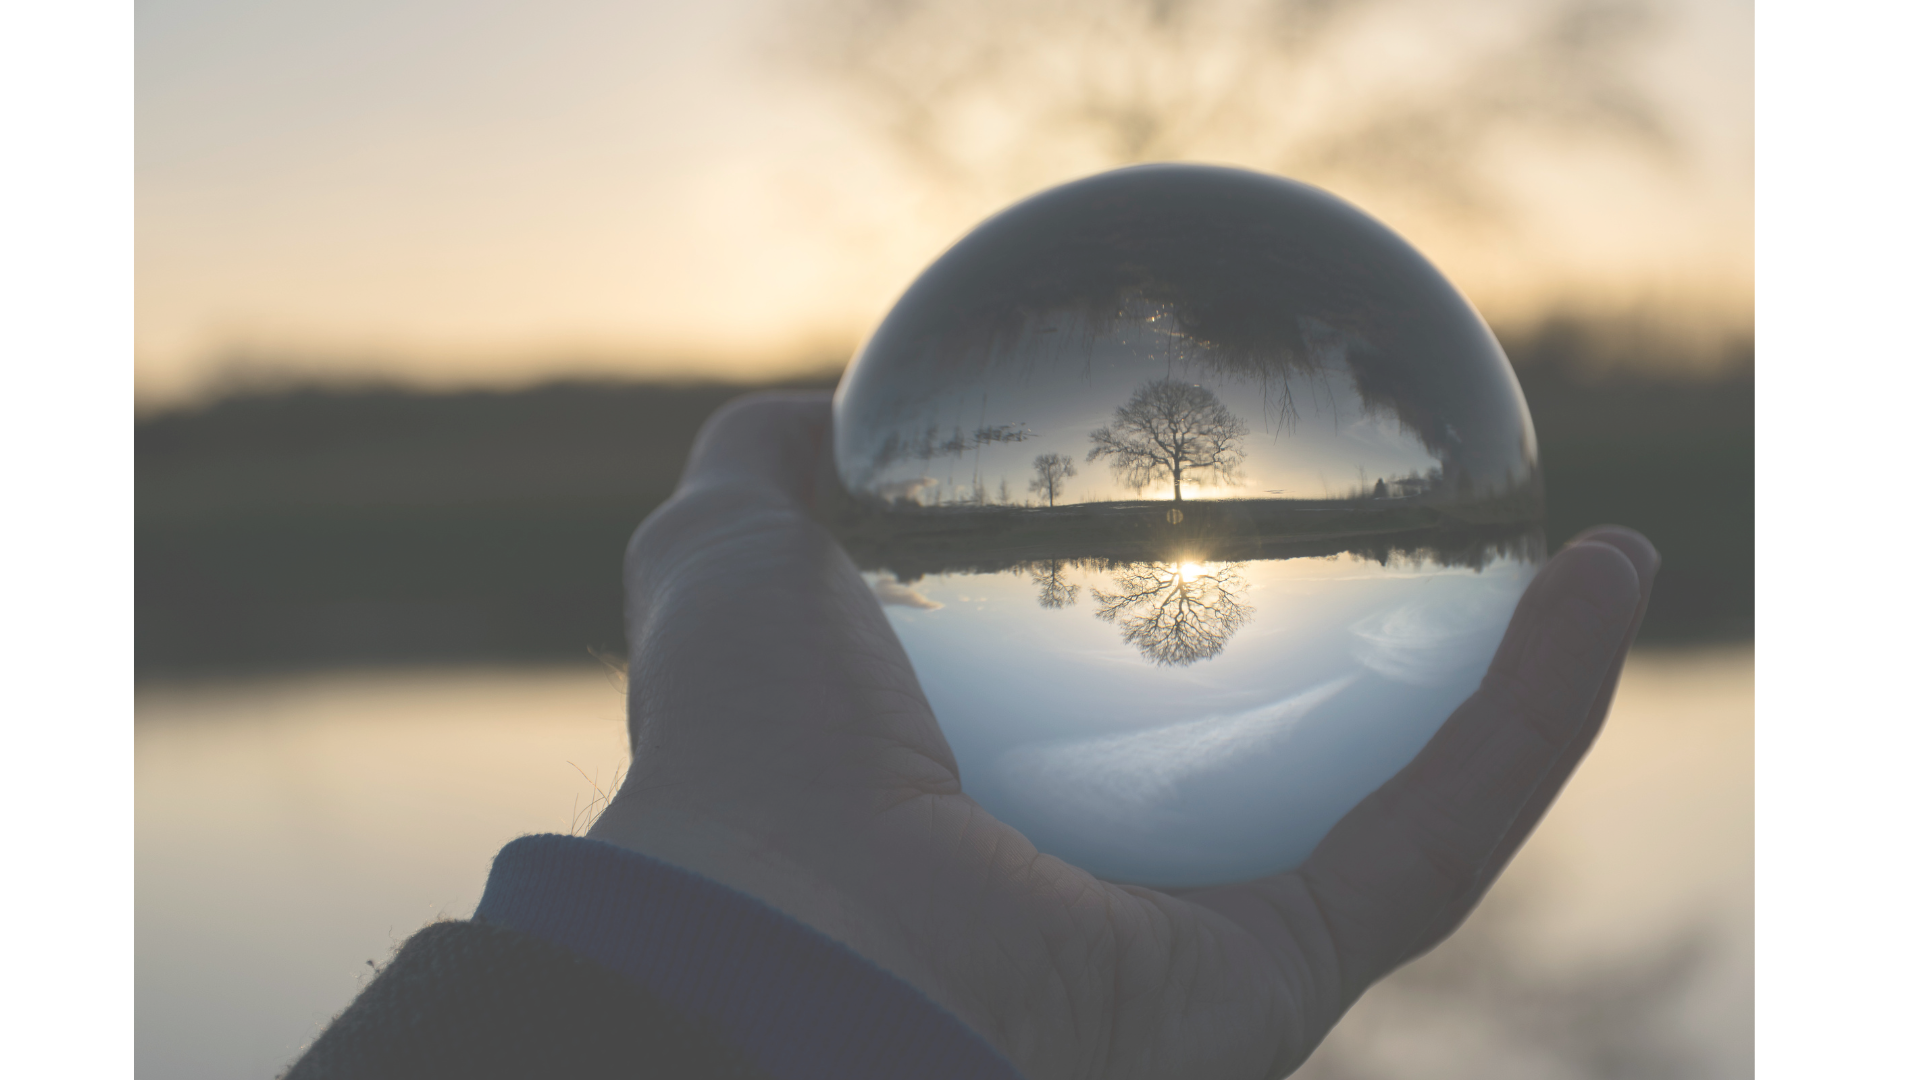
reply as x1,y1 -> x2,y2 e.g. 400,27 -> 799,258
1028,559 -> 1081,608
1089,379 -> 1246,501
1029,452 -> 1078,507
1093,561 -> 1252,666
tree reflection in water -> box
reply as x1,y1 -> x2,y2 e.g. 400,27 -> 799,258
1092,561 -> 1253,666
1028,559 -> 1081,609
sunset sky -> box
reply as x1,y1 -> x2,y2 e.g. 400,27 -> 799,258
137,0 -> 1752,409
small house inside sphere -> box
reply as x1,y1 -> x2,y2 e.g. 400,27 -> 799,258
826,165 -> 1544,887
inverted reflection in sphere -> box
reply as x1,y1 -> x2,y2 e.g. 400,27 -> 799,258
826,165 -> 1544,887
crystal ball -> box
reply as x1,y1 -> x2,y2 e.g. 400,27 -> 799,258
826,165 -> 1544,887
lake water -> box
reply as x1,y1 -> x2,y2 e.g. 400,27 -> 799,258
871,550 -> 1537,886
136,645 -> 1752,1080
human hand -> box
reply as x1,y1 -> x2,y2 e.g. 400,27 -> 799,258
588,391 -> 1657,1080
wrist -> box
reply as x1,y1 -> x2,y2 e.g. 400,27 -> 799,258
587,792 -> 945,1011
478,834 -> 1023,1079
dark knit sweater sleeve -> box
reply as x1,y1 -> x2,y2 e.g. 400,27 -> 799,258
284,834 -> 1023,1080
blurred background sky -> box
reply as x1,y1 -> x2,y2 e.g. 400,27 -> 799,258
137,0 -> 1755,671
138,0 -> 1752,408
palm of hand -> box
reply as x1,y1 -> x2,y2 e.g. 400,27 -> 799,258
590,395 -> 1654,1080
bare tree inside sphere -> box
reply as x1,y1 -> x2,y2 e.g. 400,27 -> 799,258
1087,379 -> 1247,502
1029,452 -> 1077,507
1092,561 -> 1253,666
1028,559 -> 1081,609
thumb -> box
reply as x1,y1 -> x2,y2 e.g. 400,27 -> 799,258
677,391 -> 834,505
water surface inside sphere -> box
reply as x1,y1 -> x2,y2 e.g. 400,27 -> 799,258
826,165 -> 1544,887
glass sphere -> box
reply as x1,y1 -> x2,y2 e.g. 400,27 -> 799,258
827,165 -> 1543,887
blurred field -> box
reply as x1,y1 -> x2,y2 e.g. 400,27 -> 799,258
135,317 -> 1750,672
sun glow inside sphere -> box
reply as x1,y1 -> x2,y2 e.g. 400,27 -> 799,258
826,165 -> 1544,887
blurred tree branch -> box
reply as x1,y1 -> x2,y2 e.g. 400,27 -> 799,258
786,0 -> 1674,214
